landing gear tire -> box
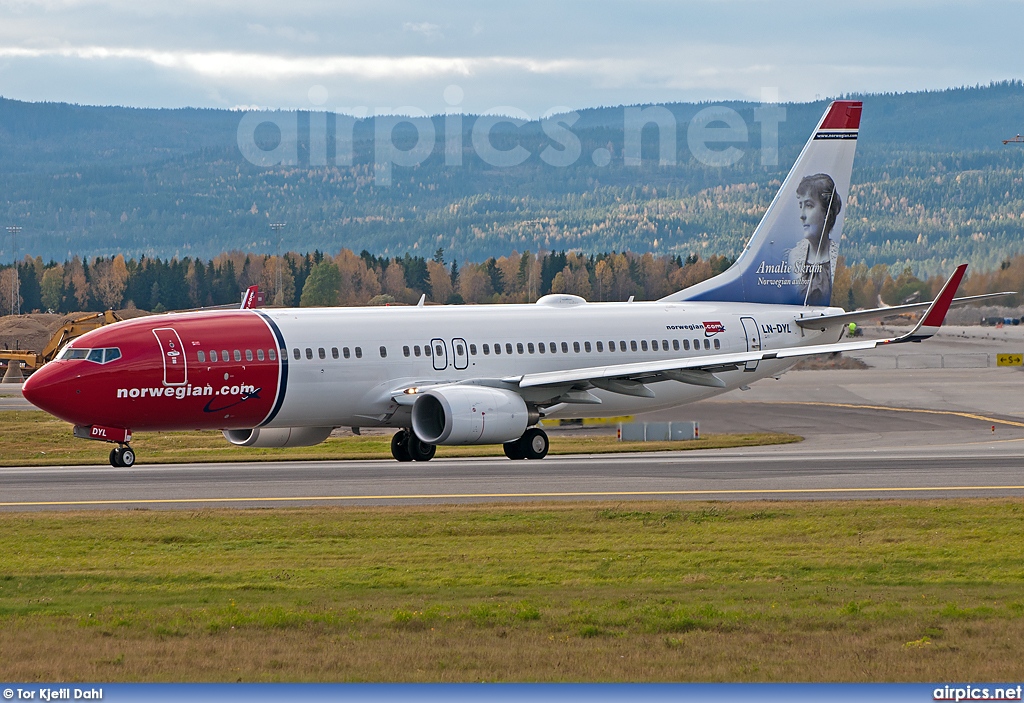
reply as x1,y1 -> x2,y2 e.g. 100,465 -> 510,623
503,441 -> 526,460
109,446 -> 135,468
120,446 -> 136,467
391,430 -> 414,462
408,435 -> 436,462
521,427 -> 549,460
392,429 -> 435,462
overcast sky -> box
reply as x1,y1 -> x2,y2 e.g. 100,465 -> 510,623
0,0 -> 1020,115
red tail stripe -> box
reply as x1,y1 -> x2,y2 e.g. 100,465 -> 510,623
820,101 -> 862,130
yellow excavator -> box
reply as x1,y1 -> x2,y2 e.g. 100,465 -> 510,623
1,310 -> 123,382
2,285 -> 260,381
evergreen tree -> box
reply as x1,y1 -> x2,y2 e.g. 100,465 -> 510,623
299,260 -> 342,307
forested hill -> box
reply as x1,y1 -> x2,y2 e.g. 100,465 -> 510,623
1,81 -> 1023,275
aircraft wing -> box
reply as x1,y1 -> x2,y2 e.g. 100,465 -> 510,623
507,264 -> 967,394
796,291 -> 1015,331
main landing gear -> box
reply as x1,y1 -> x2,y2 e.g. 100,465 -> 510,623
389,427 -> 550,462
391,428 -> 437,462
503,427 -> 549,460
109,445 -> 136,468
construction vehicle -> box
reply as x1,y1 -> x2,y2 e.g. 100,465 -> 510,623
1,310 -> 123,382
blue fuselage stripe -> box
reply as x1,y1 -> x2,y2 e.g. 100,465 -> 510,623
255,311 -> 288,426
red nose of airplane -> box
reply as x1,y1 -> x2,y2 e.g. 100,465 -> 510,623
22,361 -> 72,421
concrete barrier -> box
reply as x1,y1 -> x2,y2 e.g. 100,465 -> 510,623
2,363 -> 24,383
671,422 -> 699,440
851,353 -> 993,369
618,421 -> 699,442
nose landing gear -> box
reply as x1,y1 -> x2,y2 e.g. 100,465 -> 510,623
72,424 -> 136,467
109,445 -> 136,468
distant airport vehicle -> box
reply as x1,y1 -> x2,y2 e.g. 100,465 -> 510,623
22,102 -> 1011,467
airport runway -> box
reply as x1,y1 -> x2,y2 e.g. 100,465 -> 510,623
2,435 -> 1024,511
2,331 -> 1022,511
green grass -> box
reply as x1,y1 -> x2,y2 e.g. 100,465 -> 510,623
1,500 -> 1024,681
0,410 -> 800,466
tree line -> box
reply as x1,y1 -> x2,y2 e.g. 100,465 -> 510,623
1,248 -> 1021,316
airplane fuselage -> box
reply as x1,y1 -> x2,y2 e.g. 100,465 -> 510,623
24,297 -> 844,433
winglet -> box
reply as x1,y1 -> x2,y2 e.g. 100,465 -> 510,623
890,264 -> 967,343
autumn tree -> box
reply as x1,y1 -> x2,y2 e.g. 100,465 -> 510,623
91,255 -> 129,309
0,268 -> 22,315
426,259 -> 453,304
592,259 -> 614,301
64,257 -> 90,311
382,259 -> 414,303
260,256 -> 295,306
550,253 -> 592,299
609,253 -> 636,301
457,264 -> 493,303
335,249 -> 381,305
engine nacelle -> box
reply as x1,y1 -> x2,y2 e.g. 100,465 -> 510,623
411,386 -> 529,445
223,426 -> 334,448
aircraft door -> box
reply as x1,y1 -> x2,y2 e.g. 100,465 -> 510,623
740,317 -> 761,372
430,338 -> 448,371
152,327 -> 188,386
452,338 -> 469,370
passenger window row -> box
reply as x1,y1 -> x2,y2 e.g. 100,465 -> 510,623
290,346 -> 366,361
472,337 -> 720,355
198,348 -> 278,363
284,336 -> 723,364
401,344 -> 441,358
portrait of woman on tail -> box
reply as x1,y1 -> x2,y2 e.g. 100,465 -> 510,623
788,173 -> 841,306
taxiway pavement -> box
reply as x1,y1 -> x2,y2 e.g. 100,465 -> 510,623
2,328 -> 1022,511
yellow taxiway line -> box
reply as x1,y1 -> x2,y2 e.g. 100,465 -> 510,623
775,401 -> 1024,429
4,485 -> 1024,507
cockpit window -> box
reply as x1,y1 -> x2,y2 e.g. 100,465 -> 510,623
58,347 -> 122,364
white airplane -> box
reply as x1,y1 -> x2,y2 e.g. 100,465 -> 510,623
22,100 -> 1005,467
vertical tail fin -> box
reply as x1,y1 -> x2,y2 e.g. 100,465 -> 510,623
662,100 -> 862,306
241,285 -> 262,309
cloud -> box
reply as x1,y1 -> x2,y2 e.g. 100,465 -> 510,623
402,22 -> 441,39
0,0 -> 1019,112
0,44 -> 635,82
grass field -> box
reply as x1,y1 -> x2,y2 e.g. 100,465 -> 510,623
0,410 -> 799,466
2,500 -> 1023,682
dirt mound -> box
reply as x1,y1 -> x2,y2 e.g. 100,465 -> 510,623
0,315 -> 60,353
0,309 -> 153,355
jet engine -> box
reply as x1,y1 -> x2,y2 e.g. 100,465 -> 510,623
223,426 -> 334,448
411,386 -> 531,445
